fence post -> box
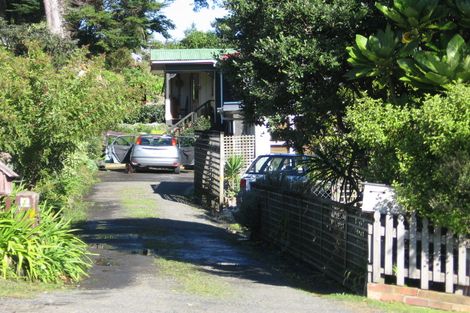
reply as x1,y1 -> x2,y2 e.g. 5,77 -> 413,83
421,218 -> 429,289
456,236 -> 467,295
219,131 -> 225,210
372,210 -> 381,283
409,214 -> 418,279
384,212 -> 393,275
396,214 -> 405,286
445,231 -> 454,293
433,227 -> 442,284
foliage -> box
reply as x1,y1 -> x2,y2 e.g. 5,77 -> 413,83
224,155 -> 244,198
179,26 -> 226,48
218,0 -> 383,198
34,141 -> 99,222
115,123 -> 168,135
124,104 -> 165,124
347,0 -> 470,97
0,19 -> 77,67
397,34 -> 470,89
66,0 -> 174,55
0,44 -> 141,186
1,0 -> 44,24
0,204 -> 92,283
346,0 -> 470,233
346,84 -> 470,234
178,116 -> 212,137
121,64 -> 164,104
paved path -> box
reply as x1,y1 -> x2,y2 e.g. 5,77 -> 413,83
0,170 -> 373,313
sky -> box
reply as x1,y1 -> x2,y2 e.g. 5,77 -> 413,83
156,0 -> 228,41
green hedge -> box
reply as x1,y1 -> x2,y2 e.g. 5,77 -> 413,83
347,84 -> 470,234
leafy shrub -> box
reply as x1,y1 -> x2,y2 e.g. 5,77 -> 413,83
34,141 -> 99,222
346,84 -> 470,234
178,116 -> 212,137
115,123 -> 168,135
0,19 -> 77,67
124,104 -> 165,124
0,205 -> 91,283
0,45 -> 140,186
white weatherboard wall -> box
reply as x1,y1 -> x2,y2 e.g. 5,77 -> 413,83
255,124 -> 271,157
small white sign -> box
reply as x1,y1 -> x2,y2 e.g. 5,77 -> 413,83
362,182 -> 402,213
19,197 -> 31,208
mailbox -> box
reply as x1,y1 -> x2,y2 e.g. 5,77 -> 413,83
0,161 -> 19,196
362,182 -> 403,214
15,191 -> 40,225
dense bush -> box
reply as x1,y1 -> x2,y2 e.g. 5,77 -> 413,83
347,84 -> 470,234
124,104 -> 165,124
0,45 -> 139,186
115,123 -> 168,135
0,205 -> 91,283
34,141 -> 99,221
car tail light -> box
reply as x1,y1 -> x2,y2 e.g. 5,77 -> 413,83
240,178 -> 246,191
136,137 -> 142,145
171,138 -> 177,146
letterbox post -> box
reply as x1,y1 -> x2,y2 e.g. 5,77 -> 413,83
15,191 -> 40,226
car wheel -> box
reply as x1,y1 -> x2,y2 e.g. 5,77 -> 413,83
174,166 -> 180,174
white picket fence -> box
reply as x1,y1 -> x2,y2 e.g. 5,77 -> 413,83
369,211 -> 470,294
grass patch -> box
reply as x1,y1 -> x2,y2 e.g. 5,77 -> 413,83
327,293 -> 449,313
0,279 -> 65,298
155,258 -> 232,298
63,200 -> 91,223
118,187 -> 159,218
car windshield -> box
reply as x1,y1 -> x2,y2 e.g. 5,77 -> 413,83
246,155 -> 310,175
139,136 -> 173,146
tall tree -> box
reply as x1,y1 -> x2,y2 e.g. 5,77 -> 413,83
218,0 -> 384,198
66,0 -> 174,54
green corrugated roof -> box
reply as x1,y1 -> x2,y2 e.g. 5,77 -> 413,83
150,48 -> 235,62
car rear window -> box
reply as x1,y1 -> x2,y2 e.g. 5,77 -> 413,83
247,155 -> 311,175
139,136 -> 173,146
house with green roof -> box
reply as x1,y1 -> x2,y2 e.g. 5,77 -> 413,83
150,48 -> 245,135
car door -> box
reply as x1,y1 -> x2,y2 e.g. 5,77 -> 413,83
109,135 -> 135,163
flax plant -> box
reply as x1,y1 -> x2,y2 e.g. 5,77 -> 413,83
0,205 -> 91,283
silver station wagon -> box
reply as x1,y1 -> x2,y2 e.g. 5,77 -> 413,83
129,135 -> 181,173
106,134 -> 181,174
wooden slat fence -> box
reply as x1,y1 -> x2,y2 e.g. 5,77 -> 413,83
194,132 -> 256,211
369,211 -> 470,295
252,183 -> 371,293
194,131 -> 224,210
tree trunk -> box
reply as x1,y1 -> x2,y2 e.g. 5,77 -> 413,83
43,0 -> 66,38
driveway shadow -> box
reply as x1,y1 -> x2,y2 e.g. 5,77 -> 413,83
151,182 -> 194,205
74,215 -> 348,295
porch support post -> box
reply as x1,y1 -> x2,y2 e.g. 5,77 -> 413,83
165,73 -> 173,125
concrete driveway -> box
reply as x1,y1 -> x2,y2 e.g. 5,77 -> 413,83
0,169 -> 373,313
